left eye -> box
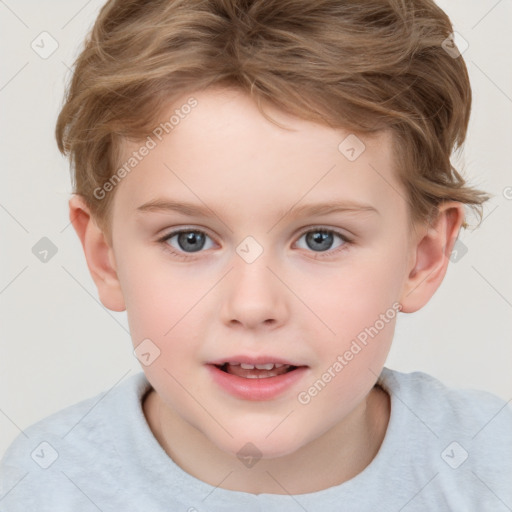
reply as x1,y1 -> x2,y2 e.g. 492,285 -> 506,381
296,229 -> 346,252
164,230 -> 215,253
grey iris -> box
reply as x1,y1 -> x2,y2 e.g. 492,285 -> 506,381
306,231 -> 334,251
178,231 -> 206,252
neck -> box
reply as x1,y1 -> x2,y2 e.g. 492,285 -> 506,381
143,385 -> 390,495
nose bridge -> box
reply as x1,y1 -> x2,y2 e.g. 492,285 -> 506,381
220,245 -> 288,328
233,234 -> 274,287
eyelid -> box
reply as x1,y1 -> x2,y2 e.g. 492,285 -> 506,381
295,225 -> 352,243
158,226 -> 217,242
157,225 -> 353,260
158,225 -> 351,243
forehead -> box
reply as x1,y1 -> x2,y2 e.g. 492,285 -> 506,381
113,88 -> 405,222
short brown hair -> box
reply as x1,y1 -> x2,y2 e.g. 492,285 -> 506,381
56,0 -> 489,239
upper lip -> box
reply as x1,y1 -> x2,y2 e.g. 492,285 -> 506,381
208,355 -> 306,367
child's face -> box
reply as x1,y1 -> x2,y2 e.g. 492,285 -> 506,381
106,87 -> 418,458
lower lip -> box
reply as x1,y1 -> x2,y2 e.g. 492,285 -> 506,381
207,365 -> 309,401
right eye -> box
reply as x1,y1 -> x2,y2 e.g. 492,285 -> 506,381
160,229 -> 215,254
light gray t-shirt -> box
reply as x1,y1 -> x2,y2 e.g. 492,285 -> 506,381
1,368 -> 511,511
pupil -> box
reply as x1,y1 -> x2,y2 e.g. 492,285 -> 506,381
306,231 -> 333,251
178,231 -> 205,252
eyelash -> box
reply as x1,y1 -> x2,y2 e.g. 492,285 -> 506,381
157,227 -> 353,261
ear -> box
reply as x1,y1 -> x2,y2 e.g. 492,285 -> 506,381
399,201 -> 465,313
68,195 -> 126,312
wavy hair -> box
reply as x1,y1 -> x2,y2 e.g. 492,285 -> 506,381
56,0 -> 489,237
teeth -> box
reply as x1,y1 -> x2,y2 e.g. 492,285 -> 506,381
237,363 -> 289,370
245,373 -> 279,379
255,363 -> 275,370
223,362 -> 293,372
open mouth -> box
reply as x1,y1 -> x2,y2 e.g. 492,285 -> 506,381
214,362 -> 299,379
207,359 -> 309,400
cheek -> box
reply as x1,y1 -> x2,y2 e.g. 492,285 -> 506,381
303,253 -> 404,405
123,279 -> 184,346
117,259 -> 203,376
296,308 -> 396,427
303,255 -> 405,336
118,245 -> 198,329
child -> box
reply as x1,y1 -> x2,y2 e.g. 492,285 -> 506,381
1,0 -> 511,510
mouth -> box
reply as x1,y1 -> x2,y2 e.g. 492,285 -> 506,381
213,362 -> 300,379
206,357 -> 309,400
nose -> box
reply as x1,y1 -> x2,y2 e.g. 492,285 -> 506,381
219,254 -> 289,330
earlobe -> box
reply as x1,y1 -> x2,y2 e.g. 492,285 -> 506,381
399,202 -> 465,313
68,195 -> 126,312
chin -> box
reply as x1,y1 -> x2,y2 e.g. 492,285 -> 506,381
210,426 -> 310,461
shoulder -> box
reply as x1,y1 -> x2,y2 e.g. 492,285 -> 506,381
376,367 -> 512,509
0,372 -> 150,510
379,367 -> 512,435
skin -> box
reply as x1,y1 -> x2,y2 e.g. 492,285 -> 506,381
69,87 -> 464,495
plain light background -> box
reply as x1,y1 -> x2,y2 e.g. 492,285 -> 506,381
1,0 -> 511,458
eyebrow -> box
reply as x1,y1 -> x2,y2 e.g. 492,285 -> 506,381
136,198 -> 379,218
